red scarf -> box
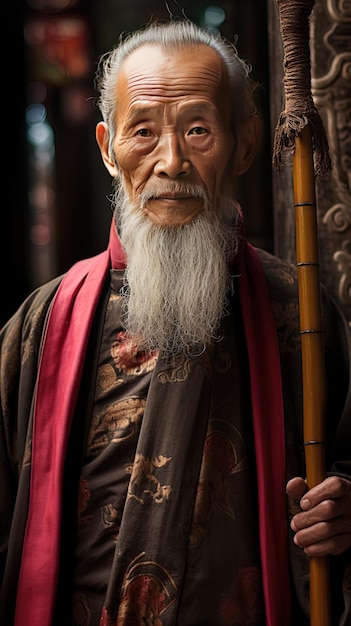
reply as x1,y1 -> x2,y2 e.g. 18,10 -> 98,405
15,220 -> 291,625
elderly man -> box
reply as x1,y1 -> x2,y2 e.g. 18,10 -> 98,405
0,19 -> 350,626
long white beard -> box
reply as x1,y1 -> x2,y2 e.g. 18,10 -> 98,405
114,181 -> 240,356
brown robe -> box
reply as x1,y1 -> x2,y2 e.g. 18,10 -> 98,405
0,247 -> 350,625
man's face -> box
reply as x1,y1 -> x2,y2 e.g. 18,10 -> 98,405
112,44 -> 236,227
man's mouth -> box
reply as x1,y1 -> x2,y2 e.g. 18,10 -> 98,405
138,188 -> 206,226
155,195 -> 193,201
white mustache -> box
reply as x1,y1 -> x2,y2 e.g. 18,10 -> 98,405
139,183 -> 208,204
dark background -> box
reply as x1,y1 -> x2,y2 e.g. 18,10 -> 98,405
3,0 -> 273,328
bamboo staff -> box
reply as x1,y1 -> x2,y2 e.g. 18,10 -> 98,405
272,1 -> 332,625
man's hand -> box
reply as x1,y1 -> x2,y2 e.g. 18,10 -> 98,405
286,476 -> 351,557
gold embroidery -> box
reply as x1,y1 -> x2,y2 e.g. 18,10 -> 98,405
126,453 -> 173,504
96,364 -> 118,396
101,503 -> 122,541
267,266 -> 296,287
1,302 -> 47,404
87,396 -> 146,454
111,332 -> 158,376
22,302 -> 48,364
157,348 -> 214,384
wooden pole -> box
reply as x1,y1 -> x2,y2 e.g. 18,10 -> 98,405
272,1 -> 333,624
293,125 -> 331,626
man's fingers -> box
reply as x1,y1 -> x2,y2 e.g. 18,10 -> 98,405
291,497 -> 344,530
299,475 -> 351,510
286,476 -> 307,502
293,524 -> 351,557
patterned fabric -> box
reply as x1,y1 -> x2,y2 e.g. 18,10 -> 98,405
11,221 -> 292,626
70,271 -> 264,625
0,233 -> 350,626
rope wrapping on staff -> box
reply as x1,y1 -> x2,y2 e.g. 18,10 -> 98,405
272,0 -> 332,176
272,1 -> 333,624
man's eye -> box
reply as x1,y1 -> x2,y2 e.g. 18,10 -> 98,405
135,128 -> 153,137
188,127 -> 207,135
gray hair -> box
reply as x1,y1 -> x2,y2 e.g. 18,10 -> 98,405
95,19 -> 257,159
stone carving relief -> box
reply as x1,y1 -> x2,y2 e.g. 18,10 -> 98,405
311,0 -> 351,326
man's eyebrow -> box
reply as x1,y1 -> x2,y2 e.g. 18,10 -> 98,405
126,104 -> 160,121
179,102 -> 217,115
123,101 -> 217,127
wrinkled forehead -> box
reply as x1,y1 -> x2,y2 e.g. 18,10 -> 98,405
116,43 -> 231,110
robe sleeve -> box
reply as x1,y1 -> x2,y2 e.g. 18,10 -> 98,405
0,276 -> 62,614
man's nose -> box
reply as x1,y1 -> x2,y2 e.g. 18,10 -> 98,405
154,133 -> 191,178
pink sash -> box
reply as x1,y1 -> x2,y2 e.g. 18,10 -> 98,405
15,220 -> 291,625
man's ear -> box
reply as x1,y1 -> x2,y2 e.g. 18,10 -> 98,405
96,121 -> 119,177
233,114 -> 262,176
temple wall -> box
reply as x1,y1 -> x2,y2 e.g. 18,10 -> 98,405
268,0 -> 351,329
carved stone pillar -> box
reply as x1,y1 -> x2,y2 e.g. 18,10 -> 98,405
268,0 -> 351,328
